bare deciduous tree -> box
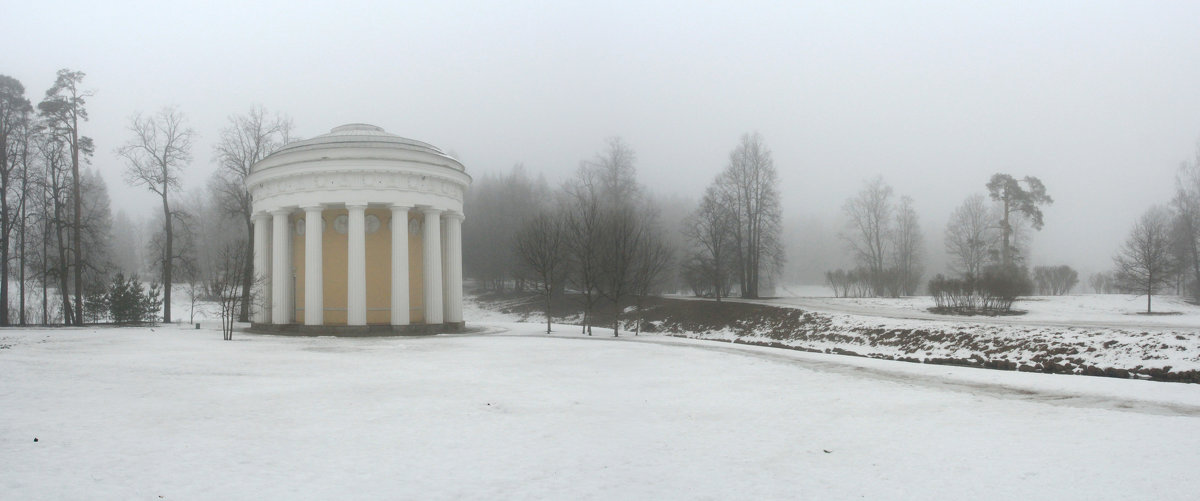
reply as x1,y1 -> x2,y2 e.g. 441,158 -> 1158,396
564,164 -> 604,336
1114,207 -> 1174,313
892,196 -> 923,295
515,211 -> 568,334
944,193 -> 997,278
463,164 -> 548,291
720,132 -> 783,298
119,106 -> 195,324
842,176 -> 893,296
210,240 -> 254,341
1173,140 -> 1200,300
683,184 -> 735,300
588,138 -> 644,337
561,137 -> 672,337
212,106 -> 293,320
630,229 -> 672,335
597,205 -> 644,337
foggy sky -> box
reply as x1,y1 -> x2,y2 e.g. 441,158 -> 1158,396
5,1 -> 1200,276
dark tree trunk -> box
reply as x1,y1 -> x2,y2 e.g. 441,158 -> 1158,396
54,205 -> 72,324
41,216 -> 48,325
18,190 -> 26,325
544,292 -> 552,334
71,116 -> 83,327
239,215 -> 253,322
162,190 -> 172,324
1,176 -> 8,326
1001,196 -> 1012,267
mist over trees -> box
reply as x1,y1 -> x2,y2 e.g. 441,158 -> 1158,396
0,70 -> 125,325
682,184 -> 736,299
987,173 -> 1053,267
118,106 -> 195,324
563,138 -> 672,336
463,164 -> 548,291
1174,142 -> 1200,301
837,177 -> 925,297
944,194 -> 998,279
483,138 -> 675,336
211,106 -> 293,322
0,69 -> 278,328
680,133 -> 783,299
515,211 -> 567,334
4,64 -> 1200,329
1032,265 -> 1079,296
0,75 -> 31,325
1113,207 -> 1174,313
38,69 -> 93,325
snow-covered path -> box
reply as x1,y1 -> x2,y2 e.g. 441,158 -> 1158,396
3,323 -> 1200,499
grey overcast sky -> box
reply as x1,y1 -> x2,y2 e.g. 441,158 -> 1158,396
5,0 -> 1200,274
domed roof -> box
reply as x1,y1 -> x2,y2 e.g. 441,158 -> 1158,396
251,123 -> 461,174
274,123 -> 449,156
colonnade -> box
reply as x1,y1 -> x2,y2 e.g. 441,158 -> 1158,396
251,204 -> 464,327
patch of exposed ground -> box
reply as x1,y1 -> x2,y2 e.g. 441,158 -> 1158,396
472,291 -> 1200,383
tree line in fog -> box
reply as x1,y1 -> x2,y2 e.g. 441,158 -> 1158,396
5,68 -> 1200,327
465,134 -> 785,336
0,69 -> 289,327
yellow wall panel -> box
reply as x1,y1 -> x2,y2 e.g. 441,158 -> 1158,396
290,208 -> 426,325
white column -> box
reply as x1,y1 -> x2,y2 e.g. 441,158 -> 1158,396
252,213 -> 272,324
303,205 -> 324,326
422,207 -> 444,324
271,209 -> 291,324
390,205 -> 411,326
444,213 -> 464,324
441,216 -> 450,322
347,203 -> 368,326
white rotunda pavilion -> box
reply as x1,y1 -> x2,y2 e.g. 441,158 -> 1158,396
245,124 -> 471,333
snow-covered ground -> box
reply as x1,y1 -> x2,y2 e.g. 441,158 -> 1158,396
4,314 -> 1200,499
771,287 -> 1200,330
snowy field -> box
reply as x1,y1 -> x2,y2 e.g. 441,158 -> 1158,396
4,316 -> 1200,499
772,286 -> 1200,330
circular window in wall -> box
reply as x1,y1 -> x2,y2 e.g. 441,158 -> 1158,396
333,215 -> 348,234
408,217 -> 421,236
366,214 -> 381,234
295,218 -> 305,236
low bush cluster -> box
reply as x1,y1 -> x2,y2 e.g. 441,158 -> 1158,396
928,265 -> 1033,314
1033,265 -> 1079,295
825,267 -> 919,298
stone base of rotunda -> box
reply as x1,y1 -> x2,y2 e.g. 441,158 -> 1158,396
249,322 -> 467,337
